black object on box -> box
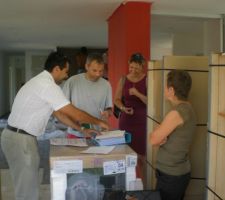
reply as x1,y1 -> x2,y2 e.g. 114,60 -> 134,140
103,190 -> 161,200
126,190 -> 161,200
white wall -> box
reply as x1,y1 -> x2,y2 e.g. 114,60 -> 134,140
173,32 -> 204,56
203,19 -> 221,57
151,33 -> 173,60
25,50 -> 53,81
151,16 -> 221,60
173,18 -> 220,57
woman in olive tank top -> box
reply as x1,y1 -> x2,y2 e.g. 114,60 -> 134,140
150,70 -> 196,200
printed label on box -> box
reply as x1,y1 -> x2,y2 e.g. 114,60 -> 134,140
53,160 -> 83,174
126,155 -> 137,168
103,160 -> 125,175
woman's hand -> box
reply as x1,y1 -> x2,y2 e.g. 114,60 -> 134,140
129,87 -> 139,96
123,107 -> 134,115
159,137 -> 167,146
218,112 -> 225,118
129,87 -> 147,104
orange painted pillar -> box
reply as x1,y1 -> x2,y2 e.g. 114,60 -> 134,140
108,1 -> 151,128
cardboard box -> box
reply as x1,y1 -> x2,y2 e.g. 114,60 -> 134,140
50,145 -> 138,200
50,145 -> 137,169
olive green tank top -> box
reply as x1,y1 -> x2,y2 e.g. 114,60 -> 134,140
156,102 -> 196,176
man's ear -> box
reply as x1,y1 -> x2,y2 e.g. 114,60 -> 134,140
53,65 -> 60,73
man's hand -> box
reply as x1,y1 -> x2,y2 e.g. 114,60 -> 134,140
82,129 -> 101,138
100,110 -> 110,121
98,120 -> 109,131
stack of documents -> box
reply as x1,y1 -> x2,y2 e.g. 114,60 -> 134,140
50,138 -> 88,147
93,130 -> 131,146
81,146 -> 115,154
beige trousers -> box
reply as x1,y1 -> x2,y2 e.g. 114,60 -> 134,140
1,129 -> 40,200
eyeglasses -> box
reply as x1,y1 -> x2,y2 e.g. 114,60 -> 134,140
133,53 -> 142,58
130,53 -> 145,62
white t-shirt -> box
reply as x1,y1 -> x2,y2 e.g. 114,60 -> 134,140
63,73 -> 112,132
8,70 -> 70,136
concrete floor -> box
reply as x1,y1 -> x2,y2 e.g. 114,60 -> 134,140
1,169 -> 50,200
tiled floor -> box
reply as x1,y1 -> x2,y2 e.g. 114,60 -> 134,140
1,169 -> 50,200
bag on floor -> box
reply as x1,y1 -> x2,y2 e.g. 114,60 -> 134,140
125,190 -> 161,200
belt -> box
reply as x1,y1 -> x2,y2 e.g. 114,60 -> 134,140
6,125 -> 32,136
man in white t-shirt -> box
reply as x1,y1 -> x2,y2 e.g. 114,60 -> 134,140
1,52 -> 108,200
63,52 -> 112,138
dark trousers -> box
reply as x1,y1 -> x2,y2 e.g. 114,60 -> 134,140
156,169 -> 190,200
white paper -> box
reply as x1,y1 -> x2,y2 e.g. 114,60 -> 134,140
81,146 -> 115,154
50,138 -> 88,147
129,178 -> 143,191
96,130 -> 125,139
53,160 -> 83,174
103,160 -> 126,175
94,136 -> 126,146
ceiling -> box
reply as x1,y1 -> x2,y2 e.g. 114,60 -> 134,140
0,0 -> 224,51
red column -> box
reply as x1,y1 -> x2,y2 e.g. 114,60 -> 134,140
108,1 -> 151,128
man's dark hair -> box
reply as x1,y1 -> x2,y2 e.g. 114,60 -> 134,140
167,69 -> 192,101
44,51 -> 70,72
86,52 -> 104,65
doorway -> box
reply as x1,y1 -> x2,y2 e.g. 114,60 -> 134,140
8,56 -> 25,109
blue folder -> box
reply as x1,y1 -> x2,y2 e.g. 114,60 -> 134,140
92,132 -> 131,146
